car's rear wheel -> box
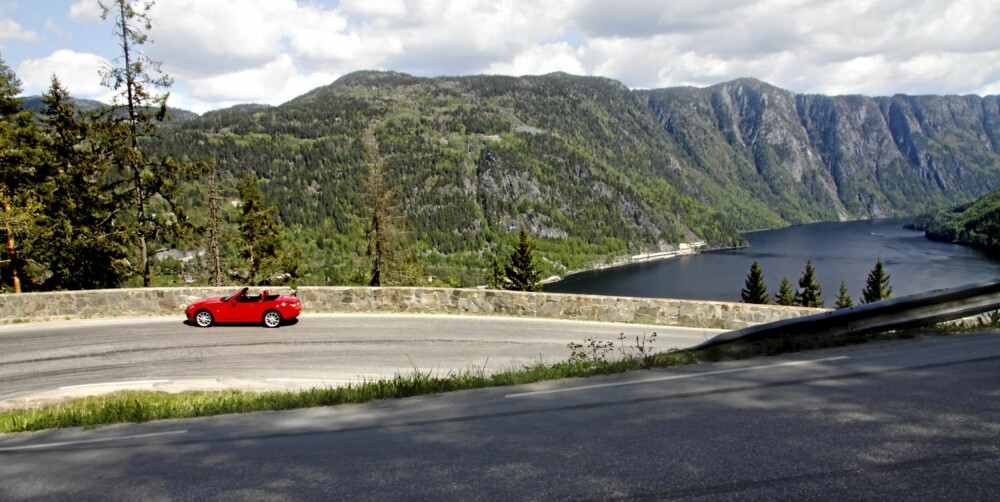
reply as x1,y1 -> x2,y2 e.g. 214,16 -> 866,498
263,310 -> 282,328
194,310 -> 214,328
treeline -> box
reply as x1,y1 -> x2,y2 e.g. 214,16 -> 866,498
740,259 -> 893,308
0,1 -> 299,293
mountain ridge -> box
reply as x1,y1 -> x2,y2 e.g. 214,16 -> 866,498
147,71 -> 1000,284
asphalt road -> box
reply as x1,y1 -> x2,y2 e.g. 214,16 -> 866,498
1,332 -> 998,500
0,314 -> 720,406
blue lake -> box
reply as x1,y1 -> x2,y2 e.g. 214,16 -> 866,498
545,219 -> 1000,303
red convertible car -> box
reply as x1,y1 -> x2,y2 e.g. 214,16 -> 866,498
185,287 -> 302,328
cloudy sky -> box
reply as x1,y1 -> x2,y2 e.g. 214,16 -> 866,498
2,0 -> 999,114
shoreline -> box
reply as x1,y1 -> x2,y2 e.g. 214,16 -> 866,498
542,242 -> 708,285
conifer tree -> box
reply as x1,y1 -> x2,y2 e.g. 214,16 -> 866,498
740,261 -> 769,304
100,0 -> 179,287
795,260 -> 824,308
33,77 -> 130,290
488,255 -> 506,289
364,127 -> 400,286
834,279 -> 854,309
237,174 -> 281,285
504,226 -> 542,292
775,277 -> 795,306
861,258 -> 893,303
0,56 -> 41,293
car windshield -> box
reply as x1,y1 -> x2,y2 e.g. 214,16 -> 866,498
220,289 -> 245,302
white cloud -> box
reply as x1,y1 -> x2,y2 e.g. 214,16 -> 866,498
338,0 -> 408,18
185,53 -> 335,105
68,0 -> 103,22
486,42 -> 585,77
565,0 -> 1000,96
146,0 -> 304,77
0,13 -> 39,44
36,0 -> 997,111
17,49 -> 110,99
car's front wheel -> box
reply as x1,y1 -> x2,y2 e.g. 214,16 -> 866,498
263,310 -> 282,328
194,310 -> 214,328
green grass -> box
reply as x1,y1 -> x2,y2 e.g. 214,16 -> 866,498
0,346 -> 700,433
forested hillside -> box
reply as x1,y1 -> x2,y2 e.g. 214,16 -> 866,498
146,71 -> 1000,285
910,188 -> 1000,251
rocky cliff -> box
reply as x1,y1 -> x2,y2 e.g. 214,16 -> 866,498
643,79 -> 1000,226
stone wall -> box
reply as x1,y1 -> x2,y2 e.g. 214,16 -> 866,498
0,286 -> 824,329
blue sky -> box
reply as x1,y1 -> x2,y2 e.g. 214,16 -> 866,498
2,0 -> 999,114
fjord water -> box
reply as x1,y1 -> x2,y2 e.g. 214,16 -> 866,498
546,219 -> 1000,302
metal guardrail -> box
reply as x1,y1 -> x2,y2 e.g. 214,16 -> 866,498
691,278 -> 1000,351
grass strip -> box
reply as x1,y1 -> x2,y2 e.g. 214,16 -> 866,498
0,350 -> 699,433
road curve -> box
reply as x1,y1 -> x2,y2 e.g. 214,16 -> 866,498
1,333 -> 998,499
0,313 -> 722,407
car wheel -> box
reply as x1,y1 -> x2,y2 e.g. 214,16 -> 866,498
263,310 -> 282,328
194,310 -> 214,328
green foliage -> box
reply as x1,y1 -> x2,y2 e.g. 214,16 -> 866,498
32,78 -> 131,290
912,187 -> 1000,251
236,174 -> 299,285
861,258 -> 892,304
740,261 -> 769,304
835,280 -> 855,309
503,226 -> 542,292
488,255 -> 505,289
0,55 -> 41,293
795,260 -> 824,308
2,70 -> 133,291
775,277 -> 796,306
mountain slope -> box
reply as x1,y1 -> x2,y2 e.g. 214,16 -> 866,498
148,71 -> 1000,284
21,95 -> 200,122
910,188 -> 1000,250
642,80 -> 1000,223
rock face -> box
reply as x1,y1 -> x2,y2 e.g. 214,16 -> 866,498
0,287 -> 822,330
643,80 -> 1000,227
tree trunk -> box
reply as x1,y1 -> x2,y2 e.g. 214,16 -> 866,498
3,195 -> 20,293
119,0 -> 149,288
208,162 -> 222,286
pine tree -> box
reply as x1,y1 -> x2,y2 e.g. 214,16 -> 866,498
795,260 -> 824,308
834,279 -> 854,309
861,258 -> 892,303
100,0 -> 178,287
740,261 -> 769,304
0,56 -> 42,293
504,226 -> 542,292
775,277 -> 795,306
237,174 -> 281,285
33,76 -> 130,290
488,255 -> 506,289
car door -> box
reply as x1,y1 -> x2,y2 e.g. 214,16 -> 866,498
235,292 -> 266,323
219,289 -> 252,323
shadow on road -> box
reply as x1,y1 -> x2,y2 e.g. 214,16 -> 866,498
182,318 -> 301,329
